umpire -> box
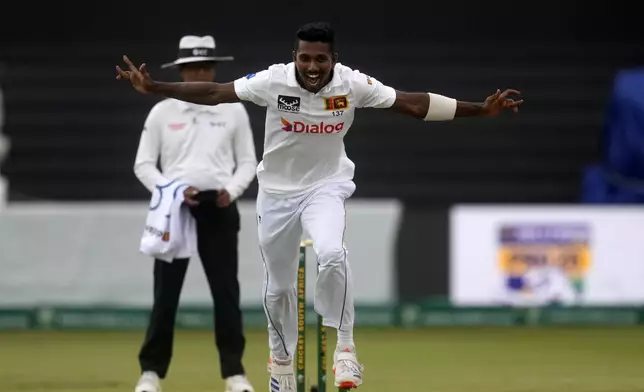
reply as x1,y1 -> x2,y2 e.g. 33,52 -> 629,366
132,35 -> 257,392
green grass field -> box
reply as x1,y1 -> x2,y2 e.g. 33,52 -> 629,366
1,327 -> 643,392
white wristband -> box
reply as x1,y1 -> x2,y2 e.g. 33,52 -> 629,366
424,93 -> 457,121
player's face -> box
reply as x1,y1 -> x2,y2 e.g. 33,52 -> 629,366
293,40 -> 337,93
179,62 -> 216,83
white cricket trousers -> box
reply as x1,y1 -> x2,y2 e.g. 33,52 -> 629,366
257,180 -> 356,360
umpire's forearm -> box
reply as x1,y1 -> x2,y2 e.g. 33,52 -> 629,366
134,162 -> 168,193
226,162 -> 257,200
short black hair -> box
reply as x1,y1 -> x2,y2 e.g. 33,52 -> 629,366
294,21 -> 335,53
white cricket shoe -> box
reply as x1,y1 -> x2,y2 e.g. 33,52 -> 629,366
225,374 -> 255,392
135,371 -> 161,392
266,355 -> 296,392
333,345 -> 364,389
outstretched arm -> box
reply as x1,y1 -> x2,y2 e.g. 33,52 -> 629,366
150,81 -> 238,106
115,55 -> 239,105
389,89 -> 523,120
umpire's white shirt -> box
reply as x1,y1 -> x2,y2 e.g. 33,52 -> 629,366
134,99 -> 257,200
233,62 -> 396,195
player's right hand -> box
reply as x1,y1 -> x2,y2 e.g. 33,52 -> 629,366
183,186 -> 200,207
116,55 -> 154,94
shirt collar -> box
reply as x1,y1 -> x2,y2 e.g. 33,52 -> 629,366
286,62 -> 343,93
176,100 -> 219,114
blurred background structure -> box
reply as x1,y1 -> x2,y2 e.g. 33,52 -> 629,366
1,2 -> 644,391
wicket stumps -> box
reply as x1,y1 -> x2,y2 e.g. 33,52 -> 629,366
297,240 -> 345,392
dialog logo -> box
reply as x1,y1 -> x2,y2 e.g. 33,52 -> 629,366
280,118 -> 344,134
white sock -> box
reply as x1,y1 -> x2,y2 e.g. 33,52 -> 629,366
337,327 -> 354,348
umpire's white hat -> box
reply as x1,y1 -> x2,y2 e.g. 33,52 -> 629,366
161,35 -> 234,69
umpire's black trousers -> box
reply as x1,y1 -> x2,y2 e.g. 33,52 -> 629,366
138,199 -> 245,379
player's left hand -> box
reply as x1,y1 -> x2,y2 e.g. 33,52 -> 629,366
217,189 -> 232,208
481,89 -> 523,117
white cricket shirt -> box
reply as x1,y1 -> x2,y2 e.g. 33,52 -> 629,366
134,99 -> 257,200
233,62 -> 396,195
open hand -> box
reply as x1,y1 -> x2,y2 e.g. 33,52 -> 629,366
116,55 -> 155,94
481,89 -> 523,117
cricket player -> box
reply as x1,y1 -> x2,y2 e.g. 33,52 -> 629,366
116,21 -> 523,391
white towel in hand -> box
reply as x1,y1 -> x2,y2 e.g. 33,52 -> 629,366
140,179 -> 197,262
